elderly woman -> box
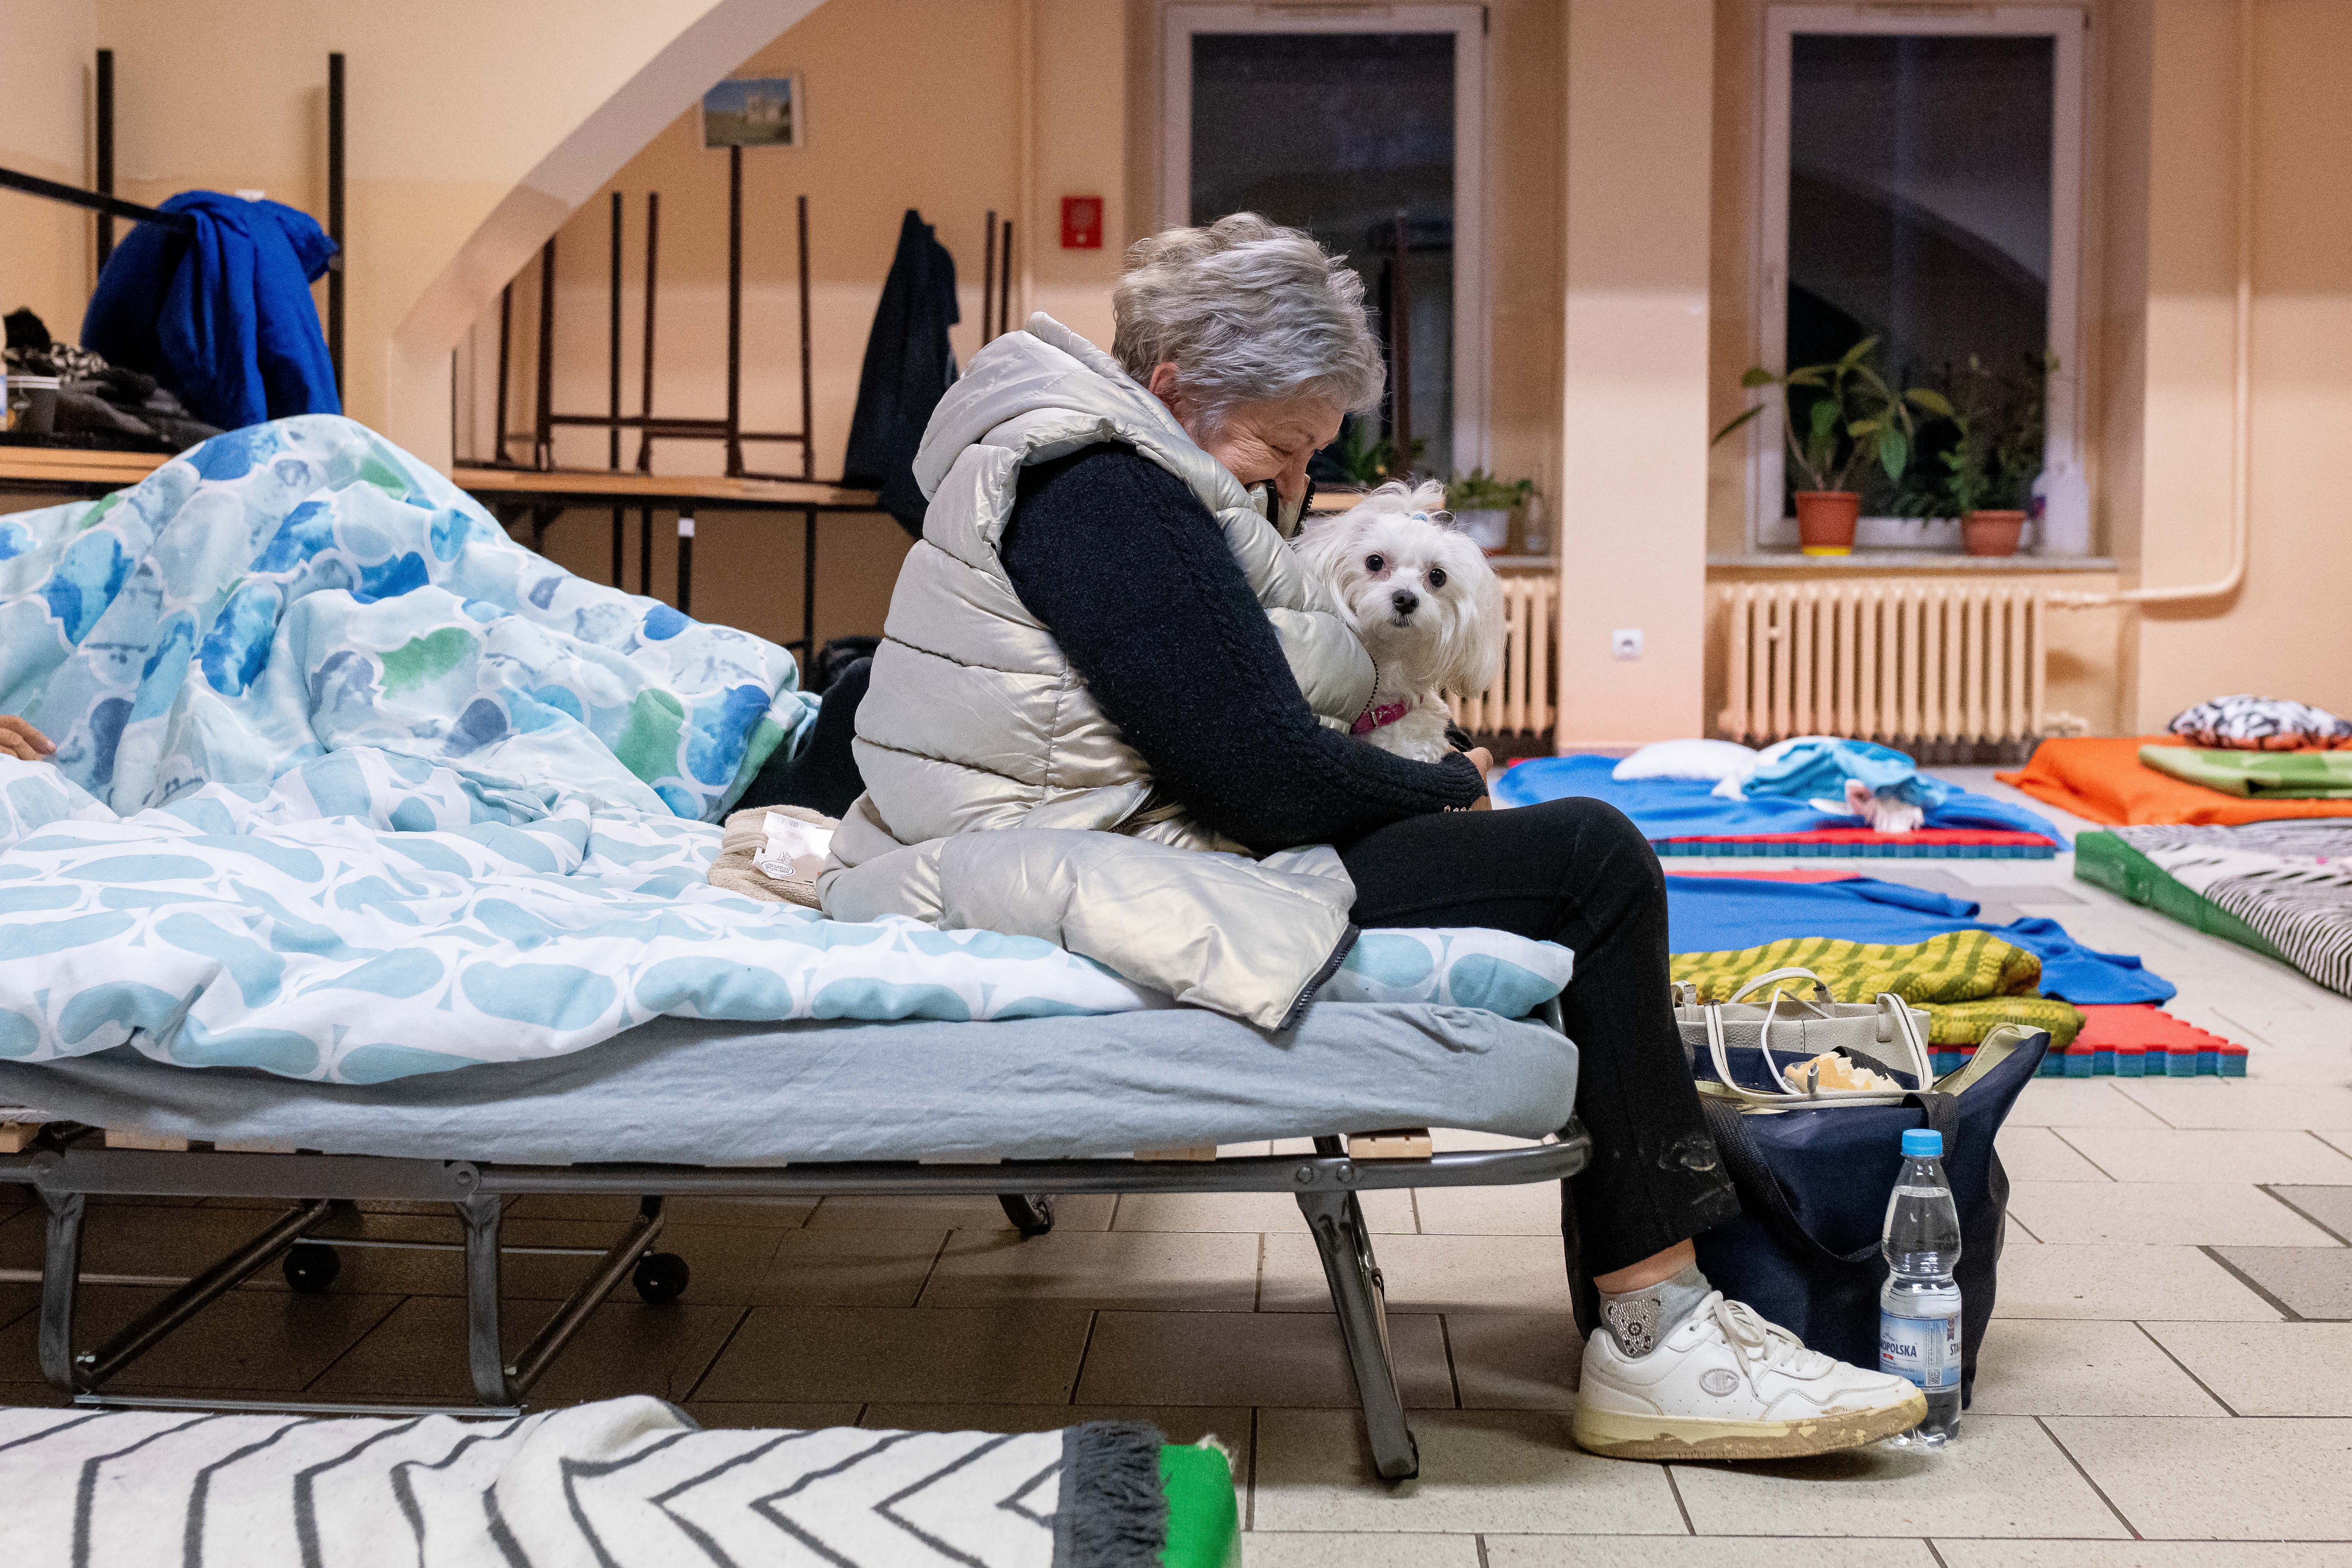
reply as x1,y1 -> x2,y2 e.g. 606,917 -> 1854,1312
788,215 -> 1924,1461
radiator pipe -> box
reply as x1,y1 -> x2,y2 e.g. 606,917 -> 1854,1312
2050,0 -> 2254,612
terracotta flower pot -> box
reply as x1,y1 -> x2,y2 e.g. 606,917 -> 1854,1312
1794,491 -> 1860,555
1964,509 -> 2026,557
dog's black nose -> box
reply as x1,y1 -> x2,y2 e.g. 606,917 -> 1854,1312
1391,589 -> 1419,615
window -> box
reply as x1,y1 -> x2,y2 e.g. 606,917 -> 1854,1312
1746,6 -> 2084,549
1163,4 -> 1487,480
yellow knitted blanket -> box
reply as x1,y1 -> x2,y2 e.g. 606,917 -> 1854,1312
1672,930 -> 2083,1049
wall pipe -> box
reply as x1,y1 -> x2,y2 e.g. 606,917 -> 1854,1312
2051,0 -> 2254,612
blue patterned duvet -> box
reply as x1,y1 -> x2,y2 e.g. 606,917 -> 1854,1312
0,418 -> 1572,1083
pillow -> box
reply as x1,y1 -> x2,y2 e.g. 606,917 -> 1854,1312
1612,738 -> 1759,784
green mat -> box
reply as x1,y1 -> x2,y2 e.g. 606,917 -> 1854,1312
2072,829 -> 2290,964
1160,1442 -> 1242,1568
2137,745 -> 2352,799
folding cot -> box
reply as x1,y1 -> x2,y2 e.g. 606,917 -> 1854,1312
0,1001 -> 1589,1482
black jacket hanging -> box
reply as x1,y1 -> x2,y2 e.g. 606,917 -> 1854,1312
841,210 -> 959,537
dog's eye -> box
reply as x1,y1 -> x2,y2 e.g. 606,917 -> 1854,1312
1427,568 -> 1448,589
1365,553 -> 1385,573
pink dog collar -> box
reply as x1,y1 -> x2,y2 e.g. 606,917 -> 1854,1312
1352,699 -> 1412,735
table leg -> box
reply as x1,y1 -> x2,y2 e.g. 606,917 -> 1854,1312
610,506 -> 624,588
638,505 -> 653,596
678,508 -> 696,617
801,507 -> 819,666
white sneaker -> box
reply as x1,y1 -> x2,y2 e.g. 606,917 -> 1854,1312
1572,1292 -> 1927,1461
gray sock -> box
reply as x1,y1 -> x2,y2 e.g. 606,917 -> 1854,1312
1597,1264 -> 1711,1357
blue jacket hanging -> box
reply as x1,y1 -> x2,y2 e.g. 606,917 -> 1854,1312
81,190 -> 341,432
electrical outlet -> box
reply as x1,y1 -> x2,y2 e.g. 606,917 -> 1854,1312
1611,628 -> 1644,661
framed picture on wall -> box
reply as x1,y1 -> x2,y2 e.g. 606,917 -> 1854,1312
702,77 -> 802,149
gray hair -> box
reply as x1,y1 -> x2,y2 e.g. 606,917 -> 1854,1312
1112,213 -> 1385,430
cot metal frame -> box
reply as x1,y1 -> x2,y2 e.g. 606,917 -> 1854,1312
3,1123 -> 1589,1480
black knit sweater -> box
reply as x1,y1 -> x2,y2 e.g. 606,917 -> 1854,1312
999,443 -> 1485,854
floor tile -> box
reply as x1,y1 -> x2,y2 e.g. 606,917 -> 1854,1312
1259,1232 -> 1569,1315
1938,1545 -> 2352,1568
2213,1246 -> 2352,1319
1245,1532 -> 1483,1567
859,1402 -> 1250,1479
2048,1416 -> 2352,1538
2270,1185 -> 2352,1242
307,1295 -> 741,1404
1073,1310 -> 1451,1409
505,1195 -> 817,1228
1993,1244 -> 2281,1321
921,1230 -> 1259,1312
2144,1321 -> 2352,1414
692,1305 -> 1091,1405
805,1194 -> 1115,1232
2003,1080 -> 2171,1130
2112,1080 -> 2352,1131
1490,1542 -> 1938,1568
0,1201 -> 297,1278
0,1283 -> 403,1393
242,1215 -> 785,1306
2004,1181 -> 2338,1246
1111,1188 -> 1415,1234
2054,1128 -> 2352,1185
1443,1311 -> 1579,1409
680,1401 -> 863,1429
1670,1414 -> 2127,1538
1251,1407 -> 1683,1535
1998,1126 -> 2113,1182
748,1228 -> 946,1307
1968,1320 -> 2225,1416
1410,1180 -> 1560,1235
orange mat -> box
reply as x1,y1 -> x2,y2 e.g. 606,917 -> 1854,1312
1997,736 -> 2352,827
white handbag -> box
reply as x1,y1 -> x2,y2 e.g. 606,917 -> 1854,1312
1675,967 -> 1936,1108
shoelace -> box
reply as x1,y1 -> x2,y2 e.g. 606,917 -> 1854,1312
1702,1293 -> 1834,1379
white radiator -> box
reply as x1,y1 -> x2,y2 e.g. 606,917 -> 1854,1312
1717,583 -> 2047,747
1450,574 -> 1558,739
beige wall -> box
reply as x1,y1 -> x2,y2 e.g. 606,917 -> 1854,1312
0,0 -> 99,340
483,0 -> 1129,654
1555,0 -> 1716,745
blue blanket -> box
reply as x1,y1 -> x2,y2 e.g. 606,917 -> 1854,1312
1666,874 -> 2173,1004
0,417 -> 1574,1083
1494,754 -> 2064,843
82,191 -> 341,430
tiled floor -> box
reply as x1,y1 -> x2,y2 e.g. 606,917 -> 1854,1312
2,769 -> 2347,1557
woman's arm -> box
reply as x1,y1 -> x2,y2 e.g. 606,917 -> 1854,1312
1000,442 -> 1485,853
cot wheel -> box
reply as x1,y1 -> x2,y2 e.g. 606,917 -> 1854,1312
998,1194 -> 1055,1238
282,1242 -> 341,1293
632,1252 -> 691,1304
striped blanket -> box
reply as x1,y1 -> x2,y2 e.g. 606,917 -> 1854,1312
1672,930 -> 2083,1048
0,1396 -> 1187,1568
2113,821 -> 2352,997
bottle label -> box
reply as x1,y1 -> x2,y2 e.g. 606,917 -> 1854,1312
1881,1310 -> 1961,1392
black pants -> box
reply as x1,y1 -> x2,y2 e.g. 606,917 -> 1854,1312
736,658 -> 872,820
1339,798 -> 1739,1278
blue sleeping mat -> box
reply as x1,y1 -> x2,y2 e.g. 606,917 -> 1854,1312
0,1003 -> 1579,1165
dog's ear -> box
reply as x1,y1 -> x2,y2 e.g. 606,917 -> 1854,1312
1291,514 -> 1365,629
1434,558 -> 1507,700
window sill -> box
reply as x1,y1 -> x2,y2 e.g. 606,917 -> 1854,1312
1708,551 -> 2116,574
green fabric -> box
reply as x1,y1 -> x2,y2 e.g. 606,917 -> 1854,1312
2138,745 -> 2352,798
2073,829 -> 2291,963
1158,1443 -> 1241,1568
1673,929 -> 2083,1048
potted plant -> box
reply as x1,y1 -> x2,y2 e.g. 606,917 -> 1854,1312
1713,337 -> 1950,554
1444,470 -> 1535,555
1928,354 -> 2051,556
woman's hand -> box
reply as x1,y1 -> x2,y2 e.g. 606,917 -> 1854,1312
1466,745 -> 1494,810
0,717 -> 56,763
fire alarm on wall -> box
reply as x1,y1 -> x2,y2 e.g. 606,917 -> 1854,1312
1061,195 -> 1104,249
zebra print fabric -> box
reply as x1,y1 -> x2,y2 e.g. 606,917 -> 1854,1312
0,1396 -> 1161,1568
2167,695 -> 2352,751
2118,821 -> 2352,997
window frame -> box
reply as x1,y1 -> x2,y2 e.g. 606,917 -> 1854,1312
1746,4 -> 2086,551
1160,2 -> 1491,475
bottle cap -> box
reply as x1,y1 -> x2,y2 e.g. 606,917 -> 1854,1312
1901,1128 -> 1944,1158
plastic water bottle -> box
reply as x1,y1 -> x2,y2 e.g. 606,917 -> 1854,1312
1880,1127 -> 1962,1445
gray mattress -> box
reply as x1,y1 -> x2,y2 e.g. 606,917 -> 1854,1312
0,1003 -> 1578,1166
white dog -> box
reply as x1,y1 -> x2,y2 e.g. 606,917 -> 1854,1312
1294,480 -> 1504,761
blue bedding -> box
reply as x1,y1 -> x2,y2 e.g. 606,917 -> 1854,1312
1666,874 -> 2174,1005
1494,755 -> 2064,843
